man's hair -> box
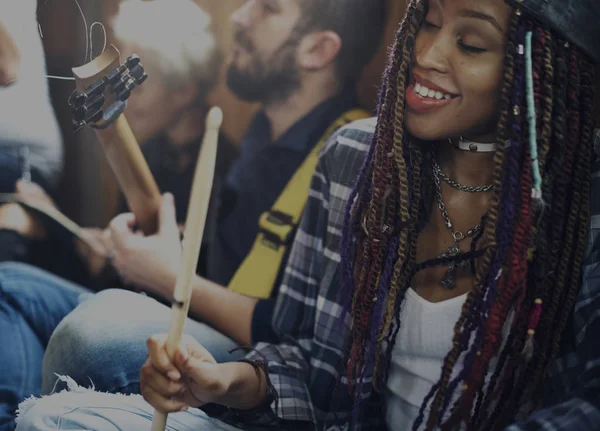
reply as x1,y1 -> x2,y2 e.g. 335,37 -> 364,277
112,0 -> 220,96
297,0 -> 388,85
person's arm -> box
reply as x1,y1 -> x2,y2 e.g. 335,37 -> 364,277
505,170 -> 600,431
148,270 -> 272,347
188,276 -> 258,346
148,122 -> 368,428
107,195 -> 264,346
223,128 -> 352,427
504,285 -> 600,430
215,361 -> 268,410
142,130 -> 341,426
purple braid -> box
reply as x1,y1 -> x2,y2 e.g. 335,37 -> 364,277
442,21 -> 529,426
351,234 -> 400,425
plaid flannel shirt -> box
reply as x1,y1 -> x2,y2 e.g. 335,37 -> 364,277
241,119 -> 600,430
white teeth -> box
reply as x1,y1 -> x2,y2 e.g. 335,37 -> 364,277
413,82 -> 454,100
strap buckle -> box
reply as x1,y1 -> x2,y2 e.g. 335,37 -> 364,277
258,210 -> 296,250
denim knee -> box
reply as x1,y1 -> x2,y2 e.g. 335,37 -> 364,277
41,304 -> 112,393
42,289 -> 159,395
0,262 -> 44,290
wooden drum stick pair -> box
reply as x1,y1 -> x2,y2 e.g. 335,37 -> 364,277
71,46 -> 223,430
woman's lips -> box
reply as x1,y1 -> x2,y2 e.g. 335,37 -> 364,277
406,83 -> 456,113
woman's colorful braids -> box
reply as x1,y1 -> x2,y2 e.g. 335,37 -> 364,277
339,0 -> 596,429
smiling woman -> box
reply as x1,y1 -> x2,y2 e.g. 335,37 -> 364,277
405,0 -> 511,141
342,0 -> 599,429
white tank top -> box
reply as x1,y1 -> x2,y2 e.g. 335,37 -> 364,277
385,287 -> 468,430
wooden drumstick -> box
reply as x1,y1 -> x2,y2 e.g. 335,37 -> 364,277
151,106 -> 223,431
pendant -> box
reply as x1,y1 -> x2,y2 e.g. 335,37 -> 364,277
438,244 -> 469,289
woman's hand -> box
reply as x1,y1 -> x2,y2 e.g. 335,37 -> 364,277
14,180 -> 57,208
140,334 -> 232,413
109,193 -> 182,296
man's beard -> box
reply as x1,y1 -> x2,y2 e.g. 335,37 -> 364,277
226,30 -> 301,104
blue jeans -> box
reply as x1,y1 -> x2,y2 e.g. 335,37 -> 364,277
0,262 -> 91,431
14,389 -> 243,431
0,149 -> 48,194
0,149 -> 22,193
0,264 -> 242,431
42,289 -> 243,395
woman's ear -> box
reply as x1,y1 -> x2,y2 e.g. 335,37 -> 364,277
297,30 -> 342,71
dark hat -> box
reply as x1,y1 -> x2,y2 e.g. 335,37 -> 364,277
508,0 -> 600,63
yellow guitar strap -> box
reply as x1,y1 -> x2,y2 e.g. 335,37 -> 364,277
228,108 -> 371,298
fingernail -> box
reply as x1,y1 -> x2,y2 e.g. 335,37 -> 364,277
174,352 -> 186,366
167,370 -> 181,381
179,405 -> 188,412
177,347 -> 189,363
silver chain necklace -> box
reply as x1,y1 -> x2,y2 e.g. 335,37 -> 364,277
432,158 -> 493,193
433,165 -> 482,289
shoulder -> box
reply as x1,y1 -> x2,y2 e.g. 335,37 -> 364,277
311,118 -> 376,235
321,116 -> 376,156
319,117 -> 376,189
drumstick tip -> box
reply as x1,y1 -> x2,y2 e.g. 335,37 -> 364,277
206,107 -> 223,129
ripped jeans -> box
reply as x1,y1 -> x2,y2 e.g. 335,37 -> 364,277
0,263 -> 242,431
0,262 -> 91,431
15,383 -> 243,431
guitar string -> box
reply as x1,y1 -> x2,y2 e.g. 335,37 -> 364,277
39,0 -> 108,82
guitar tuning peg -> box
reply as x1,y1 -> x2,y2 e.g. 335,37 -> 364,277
73,94 -> 105,122
125,54 -> 141,69
105,66 -> 126,86
75,79 -> 106,105
135,73 -> 148,85
69,91 -> 87,108
116,82 -> 136,102
112,76 -> 131,95
73,107 -> 86,123
128,64 -> 147,85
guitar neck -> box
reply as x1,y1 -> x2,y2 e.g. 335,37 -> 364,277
94,114 -> 161,235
